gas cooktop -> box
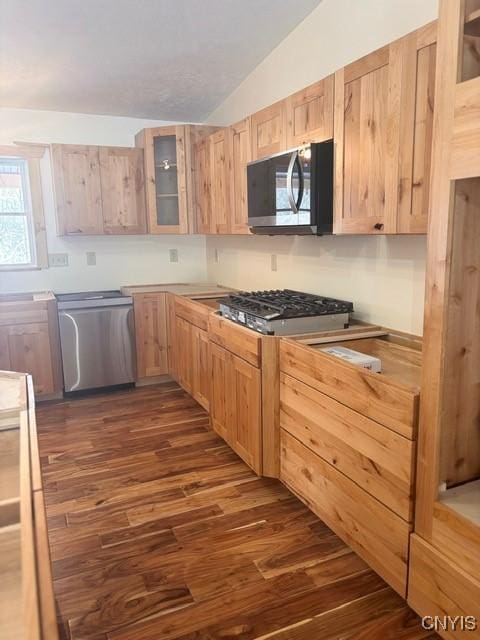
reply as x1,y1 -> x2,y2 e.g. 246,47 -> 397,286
219,289 -> 353,335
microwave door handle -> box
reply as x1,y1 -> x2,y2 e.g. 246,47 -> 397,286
295,154 -> 304,211
286,151 -> 298,213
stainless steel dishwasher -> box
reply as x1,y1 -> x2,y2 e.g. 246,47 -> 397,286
56,290 -> 136,393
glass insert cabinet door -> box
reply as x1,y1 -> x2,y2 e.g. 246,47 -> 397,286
136,125 -> 189,234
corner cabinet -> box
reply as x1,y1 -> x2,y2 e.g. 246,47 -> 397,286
193,137 -> 212,234
209,129 -> 231,234
334,22 -> 436,235
136,126 -> 189,234
51,144 -> 147,236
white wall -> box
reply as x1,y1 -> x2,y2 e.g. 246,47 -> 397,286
0,107 -> 208,293
205,0 -> 439,335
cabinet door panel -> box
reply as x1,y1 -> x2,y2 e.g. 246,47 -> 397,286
285,76 -> 334,147
229,119 -> 251,234
209,343 -> 232,443
100,147 -> 147,234
209,130 -> 230,234
134,294 -> 168,379
251,100 -> 286,160
193,138 -> 212,233
176,316 -> 193,394
166,293 -> 178,381
51,144 -> 103,235
191,326 -> 210,411
0,324 -> 54,395
231,354 -> 262,474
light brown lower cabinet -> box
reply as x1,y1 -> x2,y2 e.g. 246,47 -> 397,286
133,293 -> 168,379
191,325 -> 210,411
210,342 -> 262,474
175,316 -> 193,395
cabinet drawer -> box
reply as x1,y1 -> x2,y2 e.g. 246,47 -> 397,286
174,296 -> 210,331
280,339 -> 419,439
280,373 -> 415,520
209,313 -> 261,367
280,429 -> 410,596
409,535 -> 480,638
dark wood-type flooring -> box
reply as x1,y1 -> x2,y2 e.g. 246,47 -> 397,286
37,382 -> 437,640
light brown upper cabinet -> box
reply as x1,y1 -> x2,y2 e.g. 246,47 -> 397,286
285,75 -> 334,147
136,126 -> 189,234
229,118 -> 252,234
193,137 -> 212,234
250,99 -> 287,160
209,129 -> 231,234
99,147 -> 146,234
51,144 -> 104,235
334,22 -> 436,235
51,144 -> 147,236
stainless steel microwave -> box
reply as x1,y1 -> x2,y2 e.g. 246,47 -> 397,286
247,139 -> 333,235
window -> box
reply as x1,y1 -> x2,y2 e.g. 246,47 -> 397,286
0,146 -> 47,270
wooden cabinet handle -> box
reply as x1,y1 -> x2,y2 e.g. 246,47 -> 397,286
373,223 -> 384,231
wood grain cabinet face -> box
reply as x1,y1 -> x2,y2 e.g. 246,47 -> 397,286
166,294 -> 178,381
334,25 -> 436,235
193,138 -> 212,233
229,118 -> 252,234
136,126 -> 189,234
209,130 -> 231,234
250,100 -> 287,160
175,316 -> 193,394
99,147 -> 147,234
0,324 -> 55,395
191,325 -> 210,411
51,144 -> 104,235
285,76 -> 334,147
133,293 -> 168,379
209,342 -> 262,474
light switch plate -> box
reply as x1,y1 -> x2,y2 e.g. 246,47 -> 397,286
270,254 -> 278,272
169,249 -> 178,263
86,251 -> 96,266
214,248 -> 220,264
48,253 -> 69,267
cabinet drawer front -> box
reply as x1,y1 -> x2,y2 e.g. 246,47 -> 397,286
409,535 -> 480,638
280,373 -> 414,520
174,296 -> 209,331
280,429 -> 410,597
280,339 -> 418,438
208,313 -> 261,367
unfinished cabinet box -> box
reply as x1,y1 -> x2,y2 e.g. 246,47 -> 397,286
334,22 -> 436,235
51,143 -> 147,235
229,118 -> 252,234
250,99 -> 287,160
132,293 -> 168,379
285,75 -> 334,147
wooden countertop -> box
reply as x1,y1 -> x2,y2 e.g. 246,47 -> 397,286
120,282 -> 234,297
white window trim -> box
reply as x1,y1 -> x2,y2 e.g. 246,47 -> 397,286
0,144 -> 48,271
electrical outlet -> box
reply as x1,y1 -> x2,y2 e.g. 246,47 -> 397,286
214,248 -> 220,264
48,253 -> 69,267
86,251 -> 96,266
270,254 -> 278,272
169,248 -> 178,263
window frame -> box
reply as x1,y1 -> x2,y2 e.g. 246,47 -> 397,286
0,144 -> 48,271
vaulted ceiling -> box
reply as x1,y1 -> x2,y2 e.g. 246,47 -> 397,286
0,0 -> 322,121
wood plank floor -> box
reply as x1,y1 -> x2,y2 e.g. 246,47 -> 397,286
37,382 -> 437,640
